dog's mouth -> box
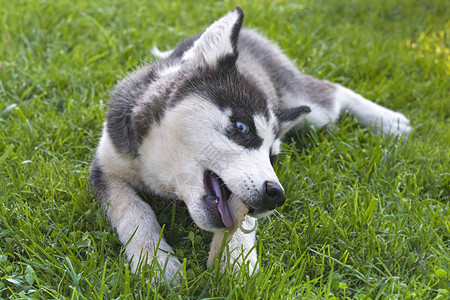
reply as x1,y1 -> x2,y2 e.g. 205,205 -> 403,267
203,170 -> 235,227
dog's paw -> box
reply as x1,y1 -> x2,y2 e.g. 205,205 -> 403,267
129,248 -> 183,284
371,108 -> 412,137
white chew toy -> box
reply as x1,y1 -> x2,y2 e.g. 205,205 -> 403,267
207,194 -> 256,268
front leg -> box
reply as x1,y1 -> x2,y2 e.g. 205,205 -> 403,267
207,215 -> 259,274
89,167 -> 182,283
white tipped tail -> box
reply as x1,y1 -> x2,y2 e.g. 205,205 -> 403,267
151,46 -> 174,59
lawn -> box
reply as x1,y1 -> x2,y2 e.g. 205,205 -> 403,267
0,0 -> 449,298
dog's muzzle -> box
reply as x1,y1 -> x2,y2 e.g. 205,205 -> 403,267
202,171 -> 286,225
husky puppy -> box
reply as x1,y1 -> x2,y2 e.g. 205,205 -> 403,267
89,7 -> 411,283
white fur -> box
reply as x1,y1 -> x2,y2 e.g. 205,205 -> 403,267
107,177 -> 181,281
93,7 -> 413,286
129,94 -> 277,279
138,96 -> 231,202
335,85 -> 412,136
96,125 -> 143,186
151,46 -> 174,59
182,9 -> 240,68
280,90 -> 341,131
157,64 -> 181,77
254,113 -> 277,149
281,85 -> 411,137
96,130 -> 182,282
139,95 -> 280,228
272,139 -> 281,155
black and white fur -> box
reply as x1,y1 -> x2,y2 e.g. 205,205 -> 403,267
89,7 -> 411,283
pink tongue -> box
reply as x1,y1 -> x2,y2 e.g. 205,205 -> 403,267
211,175 -> 233,227
218,198 -> 233,227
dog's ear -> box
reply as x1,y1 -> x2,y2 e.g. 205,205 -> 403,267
182,7 -> 244,69
276,106 -> 311,135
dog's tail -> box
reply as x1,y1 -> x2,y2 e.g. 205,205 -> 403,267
151,46 -> 174,59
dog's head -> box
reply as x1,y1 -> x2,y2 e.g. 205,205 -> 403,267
138,7 -> 310,231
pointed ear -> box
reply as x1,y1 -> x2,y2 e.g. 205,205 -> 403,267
182,7 -> 244,68
276,106 -> 311,134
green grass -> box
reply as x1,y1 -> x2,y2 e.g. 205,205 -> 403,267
1,0 -> 449,298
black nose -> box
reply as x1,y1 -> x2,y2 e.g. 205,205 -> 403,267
262,181 -> 286,210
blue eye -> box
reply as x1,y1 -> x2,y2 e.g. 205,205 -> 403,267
236,122 -> 249,134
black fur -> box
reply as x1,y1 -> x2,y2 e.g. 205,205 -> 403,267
226,114 -> 263,149
173,66 -> 269,149
219,6 -> 244,68
168,33 -> 202,60
106,65 -> 158,157
168,7 -> 243,68
131,78 -> 175,144
230,7 -> 244,56
237,30 -> 337,107
276,106 -> 311,124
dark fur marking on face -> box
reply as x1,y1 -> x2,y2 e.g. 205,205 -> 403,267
131,99 -> 167,145
107,65 -> 159,157
226,114 -> 263,149
173,65 -> 270,149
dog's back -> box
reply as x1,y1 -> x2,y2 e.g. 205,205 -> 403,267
90,7 -> 411,284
